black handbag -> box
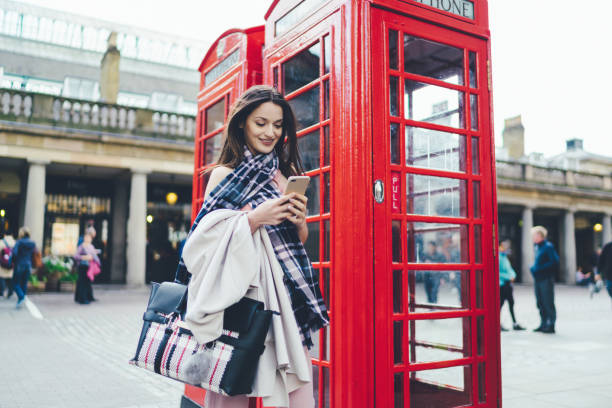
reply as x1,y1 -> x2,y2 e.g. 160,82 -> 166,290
130,281 -> 273,396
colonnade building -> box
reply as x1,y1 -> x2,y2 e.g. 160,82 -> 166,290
0,0 -> 203,284
497,116 -> 612,283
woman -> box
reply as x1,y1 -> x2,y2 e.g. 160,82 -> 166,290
74,227 -> 100,304
177,85 -> 328,407
0,233 -> 16,298
499,240 -> 525,331
9,227 -> 36,308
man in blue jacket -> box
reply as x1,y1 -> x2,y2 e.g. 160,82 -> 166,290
530,226 -> 559,334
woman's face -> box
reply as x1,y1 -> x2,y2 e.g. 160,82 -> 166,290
243,101 -> 284,155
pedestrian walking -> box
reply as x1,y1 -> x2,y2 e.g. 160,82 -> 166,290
530,226 -> 559,334
175,85 -> 328,407
596,240 -> 612,304
8,227 -> 37,308
0,233 -> 16,298
423,241 -> 445,303
498,240 -> 525,331
74,227 -> 100,304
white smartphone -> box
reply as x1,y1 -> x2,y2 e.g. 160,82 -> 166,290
284,176 -> 310,196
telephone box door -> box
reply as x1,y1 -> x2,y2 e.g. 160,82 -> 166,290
371,7 -> 500,408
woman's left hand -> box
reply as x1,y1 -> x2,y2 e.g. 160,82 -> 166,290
286,193 -> 308,227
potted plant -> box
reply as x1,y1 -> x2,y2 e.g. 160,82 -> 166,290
59,270 -> 78,293
28,274 -> 47,292
43,256 -> 74,292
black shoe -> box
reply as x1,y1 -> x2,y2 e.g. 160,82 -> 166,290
513,323 -> 526,331
540,326 -> 555,334
501,325 -> 509,332
533,326 -> 544,332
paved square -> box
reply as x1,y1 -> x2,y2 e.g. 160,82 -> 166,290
1,283 -> 611,407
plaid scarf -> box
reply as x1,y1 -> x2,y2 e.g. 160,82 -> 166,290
175,148 -> 329,348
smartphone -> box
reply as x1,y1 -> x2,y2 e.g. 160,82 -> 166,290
284,176 -> 310,196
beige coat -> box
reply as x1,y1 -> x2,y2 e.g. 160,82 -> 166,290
182,209 -> 311,407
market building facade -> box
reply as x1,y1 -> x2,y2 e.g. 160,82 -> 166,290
0,0 -> 202,284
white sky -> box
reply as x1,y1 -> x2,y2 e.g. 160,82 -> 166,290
14,0 -> 612,157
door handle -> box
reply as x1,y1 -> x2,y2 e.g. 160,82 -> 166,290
374,179 -> 384,203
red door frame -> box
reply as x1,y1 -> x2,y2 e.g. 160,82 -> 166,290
370,5 -> 499,407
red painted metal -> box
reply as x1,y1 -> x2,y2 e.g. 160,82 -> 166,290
185,26 -> 264,407
187,1 -> 498,406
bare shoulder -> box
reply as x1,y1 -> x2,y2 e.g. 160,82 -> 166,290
205,166 -> 234,198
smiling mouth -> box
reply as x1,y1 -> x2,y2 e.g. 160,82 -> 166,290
260,139 -> 275,145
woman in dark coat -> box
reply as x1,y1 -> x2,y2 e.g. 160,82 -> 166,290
74,227 -> 100,304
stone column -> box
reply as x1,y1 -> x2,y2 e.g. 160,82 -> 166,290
110,179 -> 129,282
23,160 -> 49,248
126,170 -> 148,286
521,206 -> 534,284
602,213 -> 612,247
561,209 -> 577,284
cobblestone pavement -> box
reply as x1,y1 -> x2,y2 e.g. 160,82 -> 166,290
500,283 -> 612,408
1,283 -> 611,408
0,285 -> 183,408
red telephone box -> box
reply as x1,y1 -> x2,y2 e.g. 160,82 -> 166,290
184,25 -> 265,408
186,1 -> 500,407
263,0 -> 500,407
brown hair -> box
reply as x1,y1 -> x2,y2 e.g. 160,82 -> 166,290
207,85 -> 303,177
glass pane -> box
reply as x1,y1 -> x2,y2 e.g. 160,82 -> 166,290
323,172 -> 330,213
410,365 -> 472,408
273,66 -> 279,91
305,221 -> 320,262
469,51 -> 477,88
289,85 -> 320,131
404,35 -> 464,85
306,174 -> 320,216
408,270 -> 469,311
390,76 -> 399,117
323,268 -> 330,311
393,269 -> 403,313
204,133 -> 224,165
312,364 -> 320,405
478,363 -> 486,403
309,327 -> 320,358
283,42 -> 321,94
394,372 -> 404,408
323,219 -> 330,261
409,317 -> 471,363
477,315 -> 484,356
473,181 -> 481,218
394,320 -> 403,364
472,137 -> 480,175
298,129 -> 320,172
323,126 -> 330,166
406,175 -> 467,218
404,80 -> 464,128
390,123 -> 400,164
322,365 -> 331,408
324,35 -> 331,74
474,224 -> 482,264
324,79 -> 330,120
470,94 -> 479,131
322,325 -> 331,361
476,269 -> 483,309
205,98 -> 225,134
389,30 -> 398,70
392,220 -> 402,262
407,222 -> 469,263
405,127 -> 466,172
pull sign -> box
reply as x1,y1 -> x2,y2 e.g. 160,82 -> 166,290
391,172 -> 400,213
374,180 -> 384,203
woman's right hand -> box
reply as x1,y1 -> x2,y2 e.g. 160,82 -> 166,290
247,195 -> 294,232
